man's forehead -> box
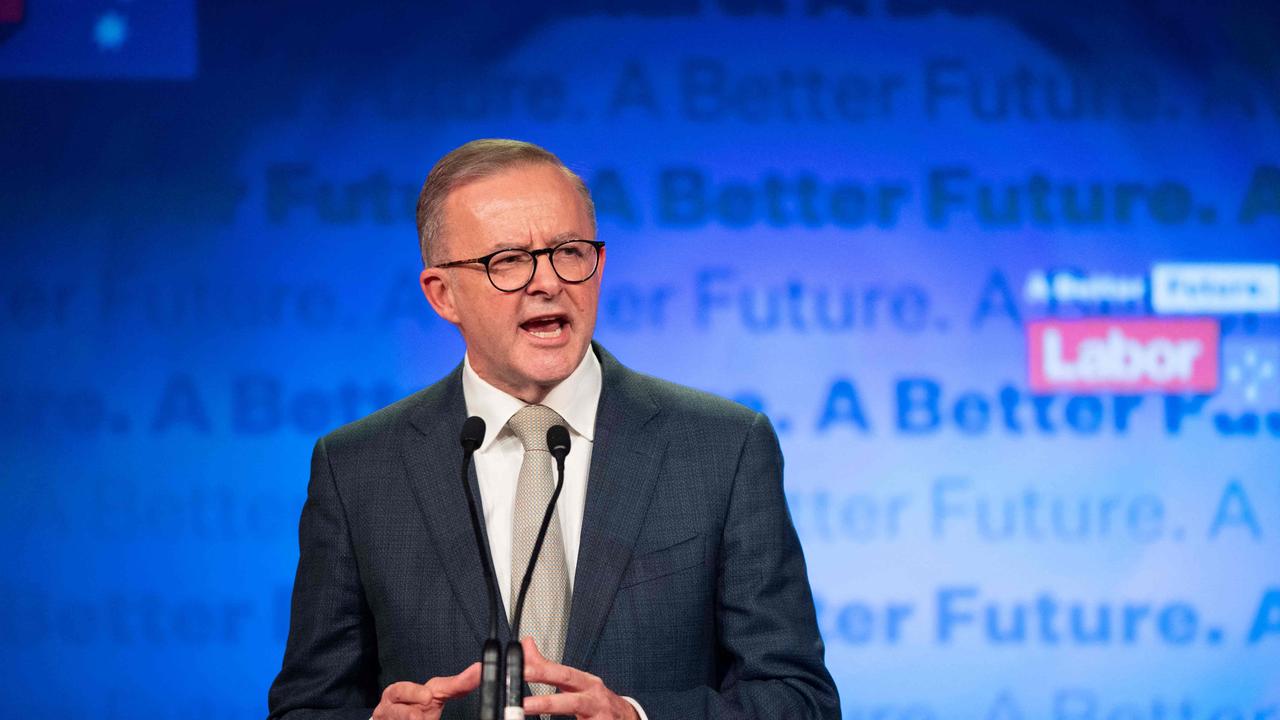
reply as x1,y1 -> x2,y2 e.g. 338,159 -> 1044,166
442,165 -> 590,249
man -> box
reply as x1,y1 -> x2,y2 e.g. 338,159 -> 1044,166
267,139 -> 838,720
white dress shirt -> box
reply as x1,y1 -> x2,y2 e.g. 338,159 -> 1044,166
461,349 -> 649,720
462,349 -> 600,616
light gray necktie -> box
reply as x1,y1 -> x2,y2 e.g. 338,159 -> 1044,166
507,404 -> 571,698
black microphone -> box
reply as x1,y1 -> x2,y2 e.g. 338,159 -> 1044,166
547,425 -> 570,463
505,424 -> 572,717
460,416 -> 486,453
459,416 -> 503,720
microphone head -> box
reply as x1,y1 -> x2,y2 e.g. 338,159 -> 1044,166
547,424 -> 571,460
460,416 -> 486,452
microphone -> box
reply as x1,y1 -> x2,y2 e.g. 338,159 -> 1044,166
459,416 -> 503,720
504,424 -> 572,719
547,425 -> 570,463
461,416 -> 486,453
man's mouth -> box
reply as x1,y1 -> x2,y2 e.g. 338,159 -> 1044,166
520,314 -> 568,339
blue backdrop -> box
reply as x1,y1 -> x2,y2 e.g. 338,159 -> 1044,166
2,2 -> 1279,718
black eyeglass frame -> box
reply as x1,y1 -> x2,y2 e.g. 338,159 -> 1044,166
434,239 -> 606,292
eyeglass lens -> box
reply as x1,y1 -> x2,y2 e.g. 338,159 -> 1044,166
487,240 -> 599,291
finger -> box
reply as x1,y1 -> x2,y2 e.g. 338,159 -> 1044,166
423,662 -> 482,700
388,705 -> 423,720
383,662 -> 481,708
383,681 -> 435,707
520,635 -> 571,681
523,659 -> 596,693
520,635 -> 546,664
520,637 -> 605,694
519,636 -> 552,680
373,701 -> 415,720
524,690 -> 594,718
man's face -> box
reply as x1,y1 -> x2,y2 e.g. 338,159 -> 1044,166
419,163 -> 603,402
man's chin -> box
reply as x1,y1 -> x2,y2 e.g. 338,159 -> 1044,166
520,349 -> 586,388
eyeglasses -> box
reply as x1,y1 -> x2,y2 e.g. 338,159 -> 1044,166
435,239 -> 605,292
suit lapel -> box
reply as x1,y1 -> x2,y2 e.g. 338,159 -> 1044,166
402,367 -> 512,648
562,345 -> 666,670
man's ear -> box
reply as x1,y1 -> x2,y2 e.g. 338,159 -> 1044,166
420,267 -> 461,325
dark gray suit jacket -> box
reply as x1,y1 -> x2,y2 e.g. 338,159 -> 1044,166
267,344 -> 839,719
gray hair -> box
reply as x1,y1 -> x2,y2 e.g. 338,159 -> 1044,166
415,139 -> 596,266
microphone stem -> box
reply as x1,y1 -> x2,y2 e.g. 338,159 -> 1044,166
461,447 -> 501,640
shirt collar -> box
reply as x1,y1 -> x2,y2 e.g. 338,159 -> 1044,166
462,347 -> 602,452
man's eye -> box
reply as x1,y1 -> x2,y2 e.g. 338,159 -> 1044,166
494,253 -> 526,266
557,247 -> 583,259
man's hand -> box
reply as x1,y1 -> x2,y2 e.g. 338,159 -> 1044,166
521,636 -> 639,720
371,662 -> 481,720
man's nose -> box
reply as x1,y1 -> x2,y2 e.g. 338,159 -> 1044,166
525,253 -> 563,294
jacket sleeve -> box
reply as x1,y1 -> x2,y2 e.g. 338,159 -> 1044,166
631,412 -> 841,720
267,437 -> 380,720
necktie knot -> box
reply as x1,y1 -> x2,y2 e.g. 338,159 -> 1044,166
507,404 -> 566,452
